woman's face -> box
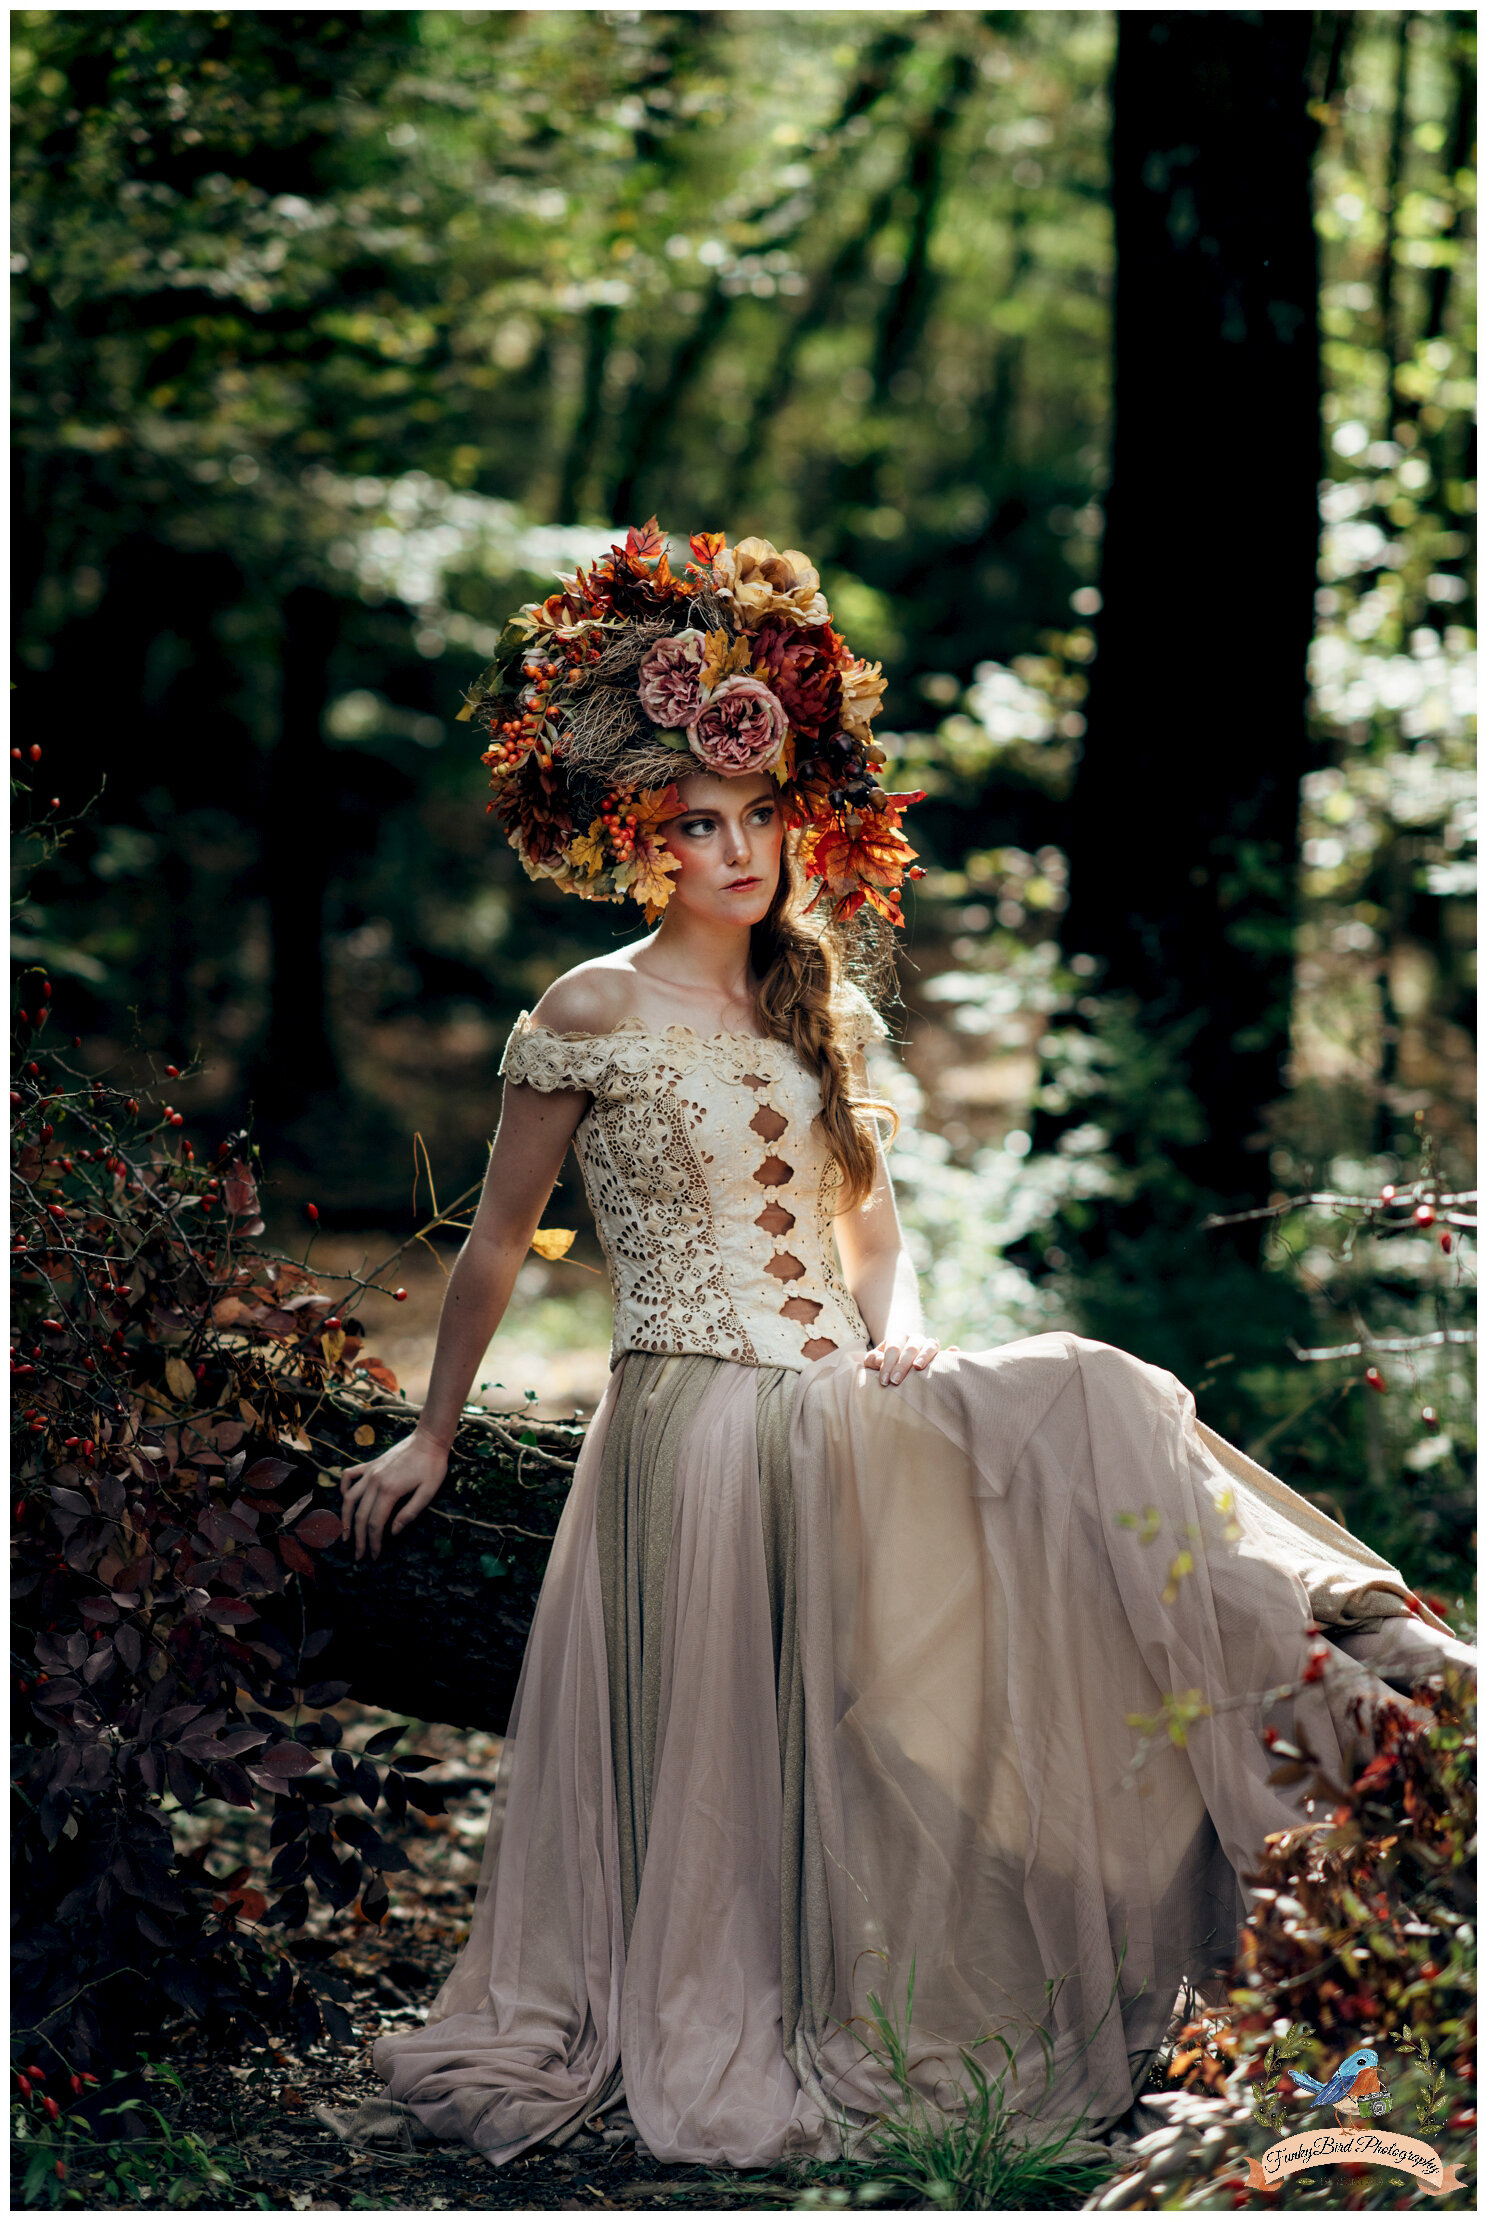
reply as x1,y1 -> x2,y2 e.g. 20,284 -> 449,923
659,769 -> 785,928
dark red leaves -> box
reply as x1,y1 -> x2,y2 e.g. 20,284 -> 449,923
399,1774 -> 449,1816
362,1724 -> 406,1756
303,1678 -> 352,1707
255,1741 -> 317,1777
278,1534 -> 317,1578
222,1161 -> 259,1217
241,1456 -> 296,1491
294,1509 -> 343,1550
202,1596 -> 258,1624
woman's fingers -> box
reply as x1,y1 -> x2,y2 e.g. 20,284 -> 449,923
868,1334 -> 942,1384
339,1435 -> 448,1559
390,1482 -> 438,1536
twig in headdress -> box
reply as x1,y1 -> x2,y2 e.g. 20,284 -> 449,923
687,584 -> 734,637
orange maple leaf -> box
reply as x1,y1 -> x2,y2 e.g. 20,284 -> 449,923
624,517 -> 669,562
800,795 -> 924,927
626,782 -> 683,832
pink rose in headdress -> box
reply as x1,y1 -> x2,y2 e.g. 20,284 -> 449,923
687,675 -> 788,776
637,630 -> 707,728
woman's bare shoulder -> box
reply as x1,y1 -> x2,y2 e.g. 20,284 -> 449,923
528,954 -> 647,1037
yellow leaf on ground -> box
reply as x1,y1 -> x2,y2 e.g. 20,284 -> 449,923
320,1328 -> 347,1366
530,1228 -> 577,1261
354,1426 -> 376,1448
164,1356 -> 196,1403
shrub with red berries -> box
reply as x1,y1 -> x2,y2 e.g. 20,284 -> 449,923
1154,1665 -> 1476,2207
10,958 -> 451,2077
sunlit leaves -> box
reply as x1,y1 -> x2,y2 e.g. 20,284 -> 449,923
1124,1688 -> 1213,1749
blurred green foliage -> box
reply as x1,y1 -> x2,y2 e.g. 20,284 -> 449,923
9,11 -> 1475,1605
10,11 -> 1113,1093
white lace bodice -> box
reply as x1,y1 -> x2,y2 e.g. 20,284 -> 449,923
498,990 -> 887,1371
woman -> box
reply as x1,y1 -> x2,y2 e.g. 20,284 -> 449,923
326,528 -> 1473,2172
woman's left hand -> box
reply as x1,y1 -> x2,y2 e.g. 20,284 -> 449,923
863,1331 -> 947,1386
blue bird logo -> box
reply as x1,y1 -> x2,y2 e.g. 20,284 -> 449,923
1286,2046 -> 1390,2120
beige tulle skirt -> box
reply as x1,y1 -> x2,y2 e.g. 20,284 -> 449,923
362,1332 -> 1470,2168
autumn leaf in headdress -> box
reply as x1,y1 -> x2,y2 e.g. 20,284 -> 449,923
566,821 -> 611,881
627,781 -> 684,839
612,783 -> 684,922
799,792 -> 926,927
496,753 -> 574,873
688,530 -> 727,575
697,626 -> 755,694
750,617 -> 845,743
510,583 -> 596,641
624,843 -> 682,924
626,517 -> 670,566
597,516 -> 694,618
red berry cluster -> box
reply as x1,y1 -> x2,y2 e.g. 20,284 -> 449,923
599,796 -> 641,863
481,638 -> 603,778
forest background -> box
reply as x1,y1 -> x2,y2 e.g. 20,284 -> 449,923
13,6 -> 1476,1616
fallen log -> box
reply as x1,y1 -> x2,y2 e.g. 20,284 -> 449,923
253,1387 -> 585,1732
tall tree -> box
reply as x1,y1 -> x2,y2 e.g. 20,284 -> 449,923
1060,12 -> 1323,1217
255,585 -> 342,1120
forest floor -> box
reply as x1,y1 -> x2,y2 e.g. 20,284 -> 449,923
39,1695 -> 1125,2212
35,1706 -> 797,2211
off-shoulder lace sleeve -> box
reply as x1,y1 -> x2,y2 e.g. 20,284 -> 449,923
833,981 -> 889,1056
499,1011 -> 611,1094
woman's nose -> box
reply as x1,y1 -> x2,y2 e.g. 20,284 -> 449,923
723,818 -> 749,862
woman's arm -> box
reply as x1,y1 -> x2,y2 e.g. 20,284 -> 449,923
832,1054 -> 942,1387
339,1074 -> 588,1559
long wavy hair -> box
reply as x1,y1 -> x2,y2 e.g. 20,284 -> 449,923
749,838 -> 898,1212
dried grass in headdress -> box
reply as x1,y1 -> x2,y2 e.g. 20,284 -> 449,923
835,898 -> 903,1020
588,617 -> 675,685
559,683 -> 653,781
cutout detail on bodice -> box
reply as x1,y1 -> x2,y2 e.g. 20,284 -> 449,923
499,1003 -> 885,1372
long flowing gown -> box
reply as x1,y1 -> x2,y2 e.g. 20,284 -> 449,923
344,997 -> 1474,2170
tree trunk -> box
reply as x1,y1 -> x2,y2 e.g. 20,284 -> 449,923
1060,12 -> 1322,1214
1377,12 -> 1415,428
254,585 -> 341,1121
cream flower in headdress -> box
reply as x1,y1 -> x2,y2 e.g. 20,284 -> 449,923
839,655 -> 888,737
713,537 -> 830,630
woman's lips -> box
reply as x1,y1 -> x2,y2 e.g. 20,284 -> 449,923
724,876 -> 761,890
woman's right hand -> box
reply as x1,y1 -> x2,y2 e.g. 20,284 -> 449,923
339,1427 -> 450,1562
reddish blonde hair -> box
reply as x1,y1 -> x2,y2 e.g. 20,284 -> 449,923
750,842 -> 897,1211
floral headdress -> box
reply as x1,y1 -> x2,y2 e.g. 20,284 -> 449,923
458,520 -> 925,927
